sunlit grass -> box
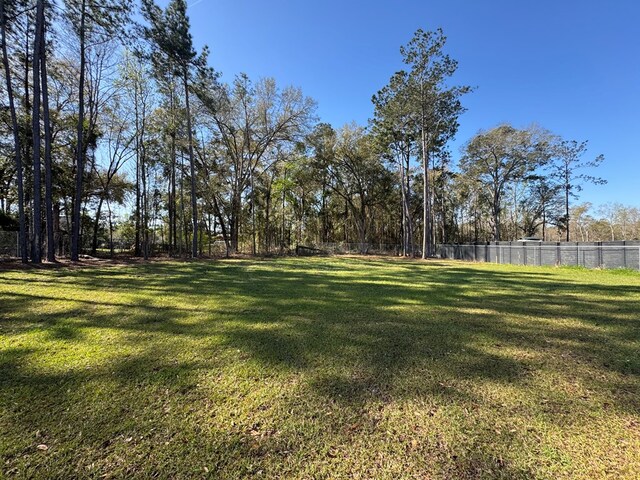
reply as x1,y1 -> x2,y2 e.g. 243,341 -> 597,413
1,257 -> 639,478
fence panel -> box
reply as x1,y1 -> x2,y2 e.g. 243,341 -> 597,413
540,245 -> 558,266
438,241 -> 640,271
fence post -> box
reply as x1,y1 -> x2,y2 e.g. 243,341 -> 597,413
598,241 -> 603,268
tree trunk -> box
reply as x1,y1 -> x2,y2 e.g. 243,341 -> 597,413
265,179 -> 272,253
421,140 -> 430,259
565,172 -> 570,242
183,71 -> 198,258
107,199 -> 114,257
179,153 -> 186,255
31,0 -> 44,263
22,15 -> 32,258
141,136 -> 148,260
208,213 -> 212,256
250,169 -> 256,254
133,77 -> 147,258
54,202 -> 62,256
134,131 -> 141,256
166,180 -> 172,254
39,5 -> 54,262
406,153 -> 414,256
231,190 -> 241,253
281,184 -> 286,253
321,177 -> 328,243
473,196 -> 479,243
1,2 -> 27,262
420,86 -> 432,259
399,159 -> 406,256
297,188 -> 303,246
400,148 -> 413,257
358,202 -> 367,254
211,194 -> 230,256
91,197 -> 104,255
71,0 -> 86,261
168,88 -> 176,255
344,198 -> 348,243
492,193 -> 501,241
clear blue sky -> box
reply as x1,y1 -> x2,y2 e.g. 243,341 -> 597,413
171,0 -> 639,207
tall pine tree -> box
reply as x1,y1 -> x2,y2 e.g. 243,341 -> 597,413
142,0 -> 207,258
64,0 -> 130,260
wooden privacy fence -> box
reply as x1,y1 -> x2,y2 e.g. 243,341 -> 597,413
438,241 -> 640,271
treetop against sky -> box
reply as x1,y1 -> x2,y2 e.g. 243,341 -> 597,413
173,0 -> 639,206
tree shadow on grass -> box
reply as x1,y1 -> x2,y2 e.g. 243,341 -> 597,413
1,258 -> 639,477
2,259 -> 639,387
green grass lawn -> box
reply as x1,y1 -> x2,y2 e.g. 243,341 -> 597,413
1,257 -> 639,479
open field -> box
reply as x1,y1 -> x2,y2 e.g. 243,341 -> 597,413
1,257 -> 639,479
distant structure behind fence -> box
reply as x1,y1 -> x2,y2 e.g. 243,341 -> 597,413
438,241 -> 640,271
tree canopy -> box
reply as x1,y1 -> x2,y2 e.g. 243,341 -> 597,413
0,15 -> 613,263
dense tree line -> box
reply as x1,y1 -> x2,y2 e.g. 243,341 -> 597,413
0,1 -> 616,263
